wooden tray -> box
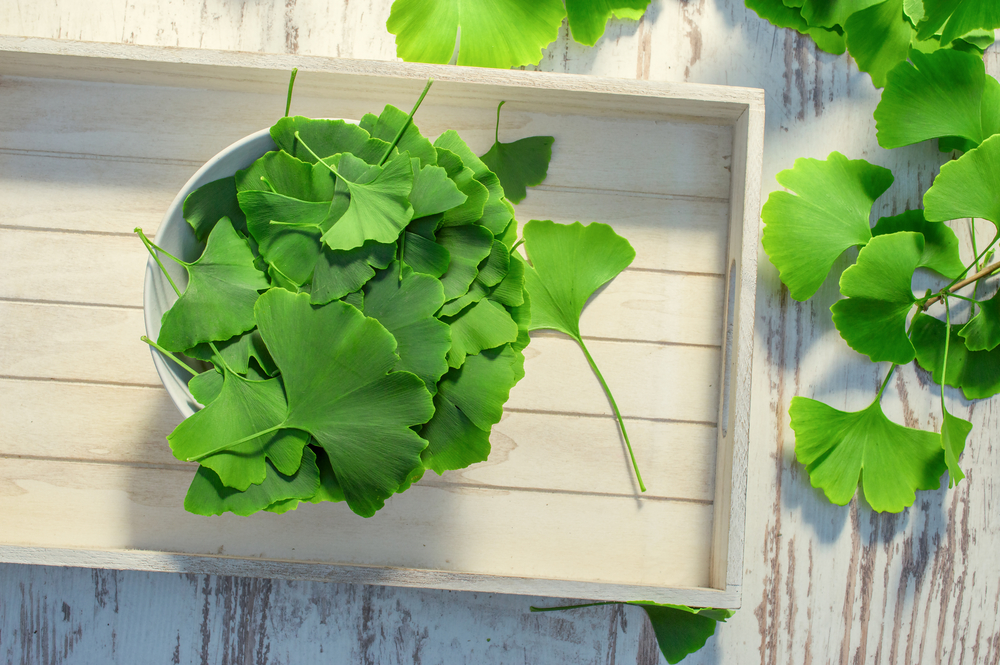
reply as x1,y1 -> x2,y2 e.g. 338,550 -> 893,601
0,37 -> 763,608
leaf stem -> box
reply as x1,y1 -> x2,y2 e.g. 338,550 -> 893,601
379,78 -> 434,166
876,363 -> 898,401
494,101 -> 506,145
510,237 -> 525,253
140,336 -> 198,376
294,131 -> 344,181
529,602 -> 619,613
285,68 -> 298,117
398,233 -> 406,282
576,336 -> 646,492
942,295 -> 952,393
187,422 -> 287,461
135,227 -> 185,297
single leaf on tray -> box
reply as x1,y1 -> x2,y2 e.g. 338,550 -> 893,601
434,131 -> 513,235
875,49 -> 998,149
420,344 -> 521,473
790,395 -> 946,512
270,117 -> 387,165
310,240 -> 396,305
436,147 -> 490,227
761,152 -> 892,301
385,0 -> 567,69
363,261 -> 451,394
564,0 -> 651,46
830,232 -> 922,364
439,240 -> 510,316
923,133 -> 1000,228
871,209 -> 966,278
254,288 -> 435,517
185,446 -> 321,517
479,102 -> 553,204
436,224 -> 496,300
442,298 -> 520,369
168,370 -> 310,491
911,311 -> 1000,398
844,0 -> 914,88
743,0 -> 847,54
917,0 -> 1000,45
154,218 -> 270,352
959,287 -> 1000,351
183,176 -> 248,239
360,105 -> 438,168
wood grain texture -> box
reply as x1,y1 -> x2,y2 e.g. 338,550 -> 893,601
1,2 -> 998,665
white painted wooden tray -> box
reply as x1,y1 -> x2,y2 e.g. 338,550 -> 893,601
0,37 -> 763,609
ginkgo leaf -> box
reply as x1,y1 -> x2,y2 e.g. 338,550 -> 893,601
790,395 -> 946,512
627,603 -> 733,665
871,209 -> 966,278
488,250 -> 526,307
409,159 -> 470,218
875,49 -> 997,148
239,189 -> 328,286
941,404 -> 972,487
156,219 -> 270,352
236,150 -> 336,202
439,240 -> 510,316
420,345 -> 521,473
254,289 -> 434,517
442,298 -> 520,368
564,0 -> 651,46
911,311 -> 1000,398
183,176 -> 248,239
924,133 -> 1000,228
831,232 -> 922,364
184,329 -> 277,377
168,370 -> 310,491
184,446 -> 321,517
522,220 -> 646,490
363,261 -> 451,393
917,0 -> 1000,45
436,225 -> 495,300
310,240 -> 396,305
360,106 -> 438,168
959,287 -> 1000,350
761,152 -> 892,301
320,151 -> 415,252
435,148 -> 490,228
270,117 -> 388,165
844,0 -> 914,88
188,369 -> 223,406
434,131 -> 513,235
797,0 -> 885,28
479,103 -> 553,204
386,0 -> 566,69
403,231 -> 451,277
744,0 -> 847,54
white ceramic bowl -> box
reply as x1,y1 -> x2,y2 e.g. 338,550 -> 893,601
142,128 -> 278,419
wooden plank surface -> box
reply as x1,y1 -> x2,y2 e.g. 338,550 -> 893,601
2,3 -> 998,665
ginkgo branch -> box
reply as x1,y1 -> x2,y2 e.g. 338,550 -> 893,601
921,258 -> 1000,310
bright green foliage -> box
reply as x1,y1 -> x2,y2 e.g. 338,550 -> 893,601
960,288 -> 1000,350
360,105 -> 438,168
628,603 -> 733,665
270,117 -> 387,165
875,50 -> 998,149
871,210 -> 966,278
363,262 -> 451,393
911,312 -> 1000,398
480,102 -> 553,204
310,241 -> 395,305
306,445 -> 347,504
762,152 -> 893,301
941,404 -> 972,486
790,396 -> 946,512
386,0 -> 566,69
156,219 -> 270,352
185,446 -> 321,517
442,299 -> 520,368
831,232 -> 922,364
183,176 -> 247,239
436,225 -> 496,300
403,231 -> 451,277
410,161 -> 469,218
924,134 -> 1000,228
796,0 -> 884,29
254,289 -> 434,517
744,0 -> 847,54
238,189 -> 328,286
844,0 -> 914,88
917,0 -> 1000,45
488,250 -> 526,307
440,241 -> 510,316
188,369 -> 224,405
420,345 -> 521,473
565,0 -> 650,46
436,148 -> 490,226
434,131 -> 512,235
168,370 -> 310,491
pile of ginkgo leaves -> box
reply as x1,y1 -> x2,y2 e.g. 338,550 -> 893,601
139,86 -> 532,519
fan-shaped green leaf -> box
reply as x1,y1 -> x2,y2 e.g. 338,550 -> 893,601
442,299 -> 520,368
270,117 -> 387,165
912,311 -> 1000,398
436,148 -> 490,227
386,0 -> 566,69
744,0 -> 846,54
363,261 -> 451,393
488,251 -> 526,307
403,231 -> 451,277
310,240 -> 396,305
254,288 -> 434,517
185,446 -> 320,517
236,150 -> 336,202
844,0 -> 914,88
409,160 -> 469,218
924,134 -> 1000,228
563,0 -> 651,46
436,225 -> 495,300
157,219 -> 270,352
360,105 -> 438,168
440,240 -> 510,316
917,0 -> 1000,45
479,103 -> 553,204
761,152 -> 891,301
434,131 -> 512,235
239,189 -> 328,286
188,369 -> 224,406
942,403 -> 972,486
871,209 -> 966,278
959,288 -> 1000,350
790,395 -> 946,512
875,49 -> 996,148
797,0 -> 884,28
627,603 -> 733,665
183,176 -> 247,239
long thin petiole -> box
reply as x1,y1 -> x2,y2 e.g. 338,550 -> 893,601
576,337 -> 646,492
942,296 -> 952,391
294,132 -> 343,179
494,101 -> 506,144
187,422 -> 286,461
510,237 -> 525,253
530,602 -> 619,613
135,228 -> 184,297
141,336 -> 198,376
876,363 -> 898,401
398,232 -> 406,282
378,79 -> 434,166
285,68 -> 298,117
